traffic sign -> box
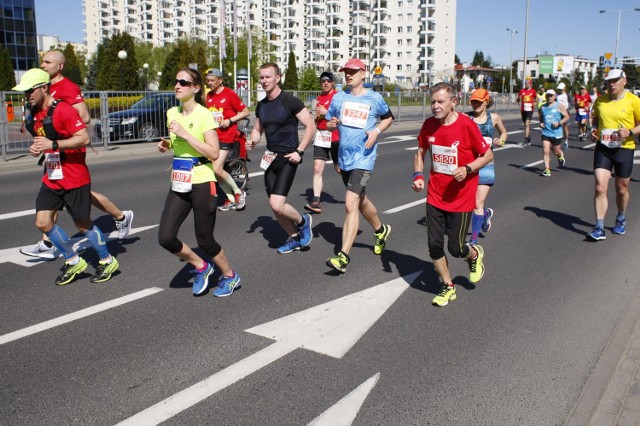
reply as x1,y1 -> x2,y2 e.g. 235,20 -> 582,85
374,66 -> 382,75
486,76 -> 493,84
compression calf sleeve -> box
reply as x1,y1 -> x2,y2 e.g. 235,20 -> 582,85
84,224 -> 110,260
471,213 -> 484,241
45,225 -> 76,260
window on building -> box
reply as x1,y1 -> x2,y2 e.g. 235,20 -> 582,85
530,70 -> 536,78
407,26 -> 412,32
398,39 -> 403,46
398,27 -> 403,33
407,64 -> 412,71
397,52 -> 403,58
397,65 -> 403,71
407,13 -> 412,20
398,1 -> 403,7
407,52 -> 412,58
407,0 -> 413,6
398,14 -> 403,21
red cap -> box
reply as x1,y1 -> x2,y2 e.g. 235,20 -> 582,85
339,58 -> 366,72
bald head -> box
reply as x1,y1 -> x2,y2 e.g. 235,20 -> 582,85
41,50 -> 66,79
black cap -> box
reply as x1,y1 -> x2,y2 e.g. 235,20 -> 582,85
320,71 -> 334,82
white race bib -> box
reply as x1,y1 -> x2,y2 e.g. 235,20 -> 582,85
600,128 -> 622,148
45,152 -> 64,180
431,144 -> 458,175
341,102 -> 370,128
523,103 -> 533,112
314,130 -> 332,148
171,158 -> 194,193
260,150 -> 277,170
578,108 -> 586,115
211,110 -> 223,129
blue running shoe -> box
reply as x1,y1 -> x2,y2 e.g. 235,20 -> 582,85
587,227 -> 606,241
298,213 -> 313,247
481,208 -> 493,233
278,237 -> 302,254
213,271 -> 241,297
192,263 -> 214,295
612,219 -> 626,235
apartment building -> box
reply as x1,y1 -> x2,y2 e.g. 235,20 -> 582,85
83,0 -> 456,88
1,0 -> 39,73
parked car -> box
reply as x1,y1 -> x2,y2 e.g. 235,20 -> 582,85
95,93 -> 179,142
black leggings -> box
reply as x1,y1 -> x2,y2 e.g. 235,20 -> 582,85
426,203 -> 472,260
158,182 -> 222,258
265,156 -> 298,197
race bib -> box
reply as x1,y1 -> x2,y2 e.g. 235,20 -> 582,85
45,152 -> 64,180
211,110 -> 224,128
171,158 -> 194,193
483,136 -> 493,145
523,103 -> 533,112
600,128 -> 622,148
260,150 -> 277,170
314,130 -> 332,148
341,102 -> 370,128
431,144 -> 458,175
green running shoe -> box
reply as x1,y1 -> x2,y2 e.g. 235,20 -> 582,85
432,284 -> 456,307
468,245 -> 485,284
55,257 -> 88,286
326,251 -> 350,273
90,257 -> 120,283
373,224 -> 391,255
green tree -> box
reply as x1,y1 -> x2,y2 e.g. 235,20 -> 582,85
159,38 -> 210,90
62,43 -> 83,86
94,40 -> 110,90
0,44 -> 16,91
299,66 -> 318,91
454,54 -> 461,64
95,32 -> 139,90
283,50 -> 298,90
622,63 -> 639,89
472,50 -> 484,66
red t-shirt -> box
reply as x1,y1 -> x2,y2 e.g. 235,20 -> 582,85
418,113 -> 490,212
33,102 -> 89,190
518,88 -> 537,112
50,77 -> 84,106
316,90 -> 339,142
574,94 -> 591,111
205,86 -> 247,143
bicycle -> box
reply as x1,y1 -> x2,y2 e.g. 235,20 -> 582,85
223,118 -> 250,191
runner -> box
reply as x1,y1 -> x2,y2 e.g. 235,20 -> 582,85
517,78 -> 537,146
15,69 -> 120,285
324,58 -> 393,273
20,50 -> 133,260
413,82 -> 493,307
574,85 -> 591,141
556,82 -> 570,148
467,89 -> 508,245
587,69 -> 640,241
537,85 -> 546,110
538,89 -> 569,177
157,68 -> 241,297
205,68 -> 250,212
247,63 -> 315,254
304,71 -> 340,214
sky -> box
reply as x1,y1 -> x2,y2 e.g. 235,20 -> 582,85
35,0 -> 640,66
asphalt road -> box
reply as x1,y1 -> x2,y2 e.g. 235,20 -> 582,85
1,117 -> 639,425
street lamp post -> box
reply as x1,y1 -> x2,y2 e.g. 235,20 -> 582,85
117,50 -> 127,91
157,72 -> 162,90
599,8 -> 640,68
142,63 -> 149,91
506,28 -> 518,112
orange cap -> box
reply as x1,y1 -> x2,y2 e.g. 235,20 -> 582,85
470,88 -> 490,102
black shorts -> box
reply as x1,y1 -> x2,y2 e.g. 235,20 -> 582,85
542,136 -> 563,146
341,169 -> 371,197
36,183 -> 92,220
426,203 -> 472,260
593,144 -> 634,178
264,155 -> 298,197
521,110 -> 533,122
219,142 -> 234,151
313,142 -> 339,162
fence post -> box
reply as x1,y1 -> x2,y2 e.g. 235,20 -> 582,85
0,94 -> 7,162
396,91 -> 401,122
99,91 -> 109,148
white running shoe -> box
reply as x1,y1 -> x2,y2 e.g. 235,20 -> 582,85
115,210 -> 134,239
19,240 -> 58,260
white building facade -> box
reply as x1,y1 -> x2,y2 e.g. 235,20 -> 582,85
515,55 -> 599,85
83,0 -> 456,88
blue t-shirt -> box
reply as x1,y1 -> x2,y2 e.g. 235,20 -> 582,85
540,102 -> 563,138
325,90 -> 391,171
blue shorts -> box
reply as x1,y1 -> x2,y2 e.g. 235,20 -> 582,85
575,112 -> 589,122
478,163 -> 495,186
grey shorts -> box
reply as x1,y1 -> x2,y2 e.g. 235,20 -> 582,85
340,169 -> 371,196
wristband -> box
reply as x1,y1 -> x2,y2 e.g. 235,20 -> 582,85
499,139 -> 505,146
374,127 -> 381,134
413,171 -> 424,182
296,149 -> 304,157
229,118 -> 234,124
52,140 -> 59,151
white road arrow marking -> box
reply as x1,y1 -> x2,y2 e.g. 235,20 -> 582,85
0,225 -> 158,267
308,373 -> 380,426
117,272 -> 420,426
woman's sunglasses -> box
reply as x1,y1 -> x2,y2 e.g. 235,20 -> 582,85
174,79 -> 194,87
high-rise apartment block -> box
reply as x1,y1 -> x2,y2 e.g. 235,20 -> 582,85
83,0 -> 456,87
1,0 -> 39,72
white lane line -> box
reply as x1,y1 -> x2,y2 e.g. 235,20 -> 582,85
521,160 -> 544,169
0,209 -> 35,221
384,199 -> 424,214
249,171 -> 264,178
0,287 -> 164,346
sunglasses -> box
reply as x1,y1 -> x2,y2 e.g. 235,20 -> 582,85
320,78 -> 333,83
25,84 -> 46,95
174,79 -> 195,87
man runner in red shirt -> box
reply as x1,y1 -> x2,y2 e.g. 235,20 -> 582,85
517,78 -> 537,146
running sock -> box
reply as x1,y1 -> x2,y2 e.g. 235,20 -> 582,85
116,214 -> 125,222
471,213 -> 484,241
84,224 -> 110,260
616,212 -> 625,222
220,175 -> 239,201
313,196 -> 320,202
45,225 -> 75,259
195,262 -> 208,273
66,256 -> 80,266
297,216 -> 307,228
596,219 -> 605,229
375,225 -> 384,234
